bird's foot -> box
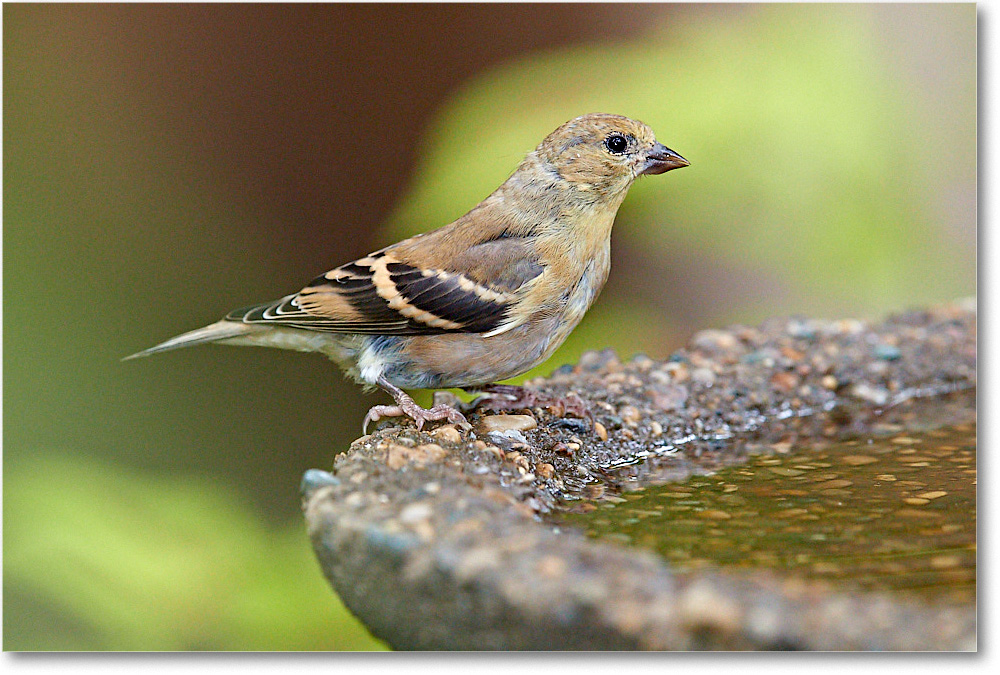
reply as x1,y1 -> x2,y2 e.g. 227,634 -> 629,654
364,380 -> 470,434
468,384 -> 591,420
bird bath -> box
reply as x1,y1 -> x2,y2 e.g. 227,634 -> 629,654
303,302 -> 976,650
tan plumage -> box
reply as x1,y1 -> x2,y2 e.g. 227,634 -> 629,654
126,113 -> 689,430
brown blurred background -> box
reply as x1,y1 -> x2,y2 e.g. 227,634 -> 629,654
4,3 -> 975,650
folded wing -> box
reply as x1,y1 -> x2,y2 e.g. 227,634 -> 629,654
227,237 -> 544,337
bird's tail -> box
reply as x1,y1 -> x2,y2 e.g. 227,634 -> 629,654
122,320 -> 256,361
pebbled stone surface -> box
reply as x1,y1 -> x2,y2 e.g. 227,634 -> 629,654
303,300 -> 977,650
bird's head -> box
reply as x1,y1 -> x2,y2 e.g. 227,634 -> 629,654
532,113 -> 689,197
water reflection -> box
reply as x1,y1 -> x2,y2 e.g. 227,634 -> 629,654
561,424 -> 976,605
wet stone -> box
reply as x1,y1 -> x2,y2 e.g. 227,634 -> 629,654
841,455 -> 878,466
697,509 -> 733,520
815,479 -> 853,489
769,467 -> 806,477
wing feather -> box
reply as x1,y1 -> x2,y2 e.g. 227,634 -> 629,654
223,237 -> 544,336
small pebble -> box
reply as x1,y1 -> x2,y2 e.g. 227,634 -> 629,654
618,405 -> 641,426
593,422 -> 608,441
504,451 -> 530,473
780,346 -> 805,361
662,362 -> 690,382
691,328 -> 739,351
477,414 -> 537,434
430,425 -> 463,444
552,442 -> 572,455
851,383 -> 890,406
549,417 -> 589,433
630,353 -> 653,367
770,371 -> 799,393
487,429 -> 529,446
579,348 -> 619,372
874,344 -> 902,361
481,444 -> 504,460
648,383 -> 688,411
786,319 -> 818,338
399,502 -> 433,523
535,462 -> 555,479
690,367 -> 716,386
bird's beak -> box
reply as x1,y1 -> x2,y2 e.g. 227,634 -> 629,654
639,143 -> 690,175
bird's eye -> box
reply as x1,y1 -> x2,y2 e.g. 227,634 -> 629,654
604,134 -> 629,155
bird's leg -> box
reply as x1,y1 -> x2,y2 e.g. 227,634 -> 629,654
466,383 -> 591,420
363,376 -> 470,434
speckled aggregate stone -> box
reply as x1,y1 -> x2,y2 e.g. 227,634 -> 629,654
303,301 -> 976,650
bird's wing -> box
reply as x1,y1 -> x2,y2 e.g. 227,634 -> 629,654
227,237 -> 544,336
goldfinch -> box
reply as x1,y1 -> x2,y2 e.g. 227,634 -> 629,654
126,113 -> 689,431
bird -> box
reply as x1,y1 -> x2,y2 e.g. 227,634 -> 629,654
125,113 -> 689,432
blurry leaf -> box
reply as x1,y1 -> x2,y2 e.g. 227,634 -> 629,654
3,452 -> 387,651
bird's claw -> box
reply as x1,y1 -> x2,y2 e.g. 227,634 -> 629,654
363,405 -> 402,434
362,402 -> 470,434
470,384 -> 592,421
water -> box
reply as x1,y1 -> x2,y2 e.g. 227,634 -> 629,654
560,423 -> 976,605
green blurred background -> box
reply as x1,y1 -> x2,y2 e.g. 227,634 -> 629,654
3,4 -> 975,650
